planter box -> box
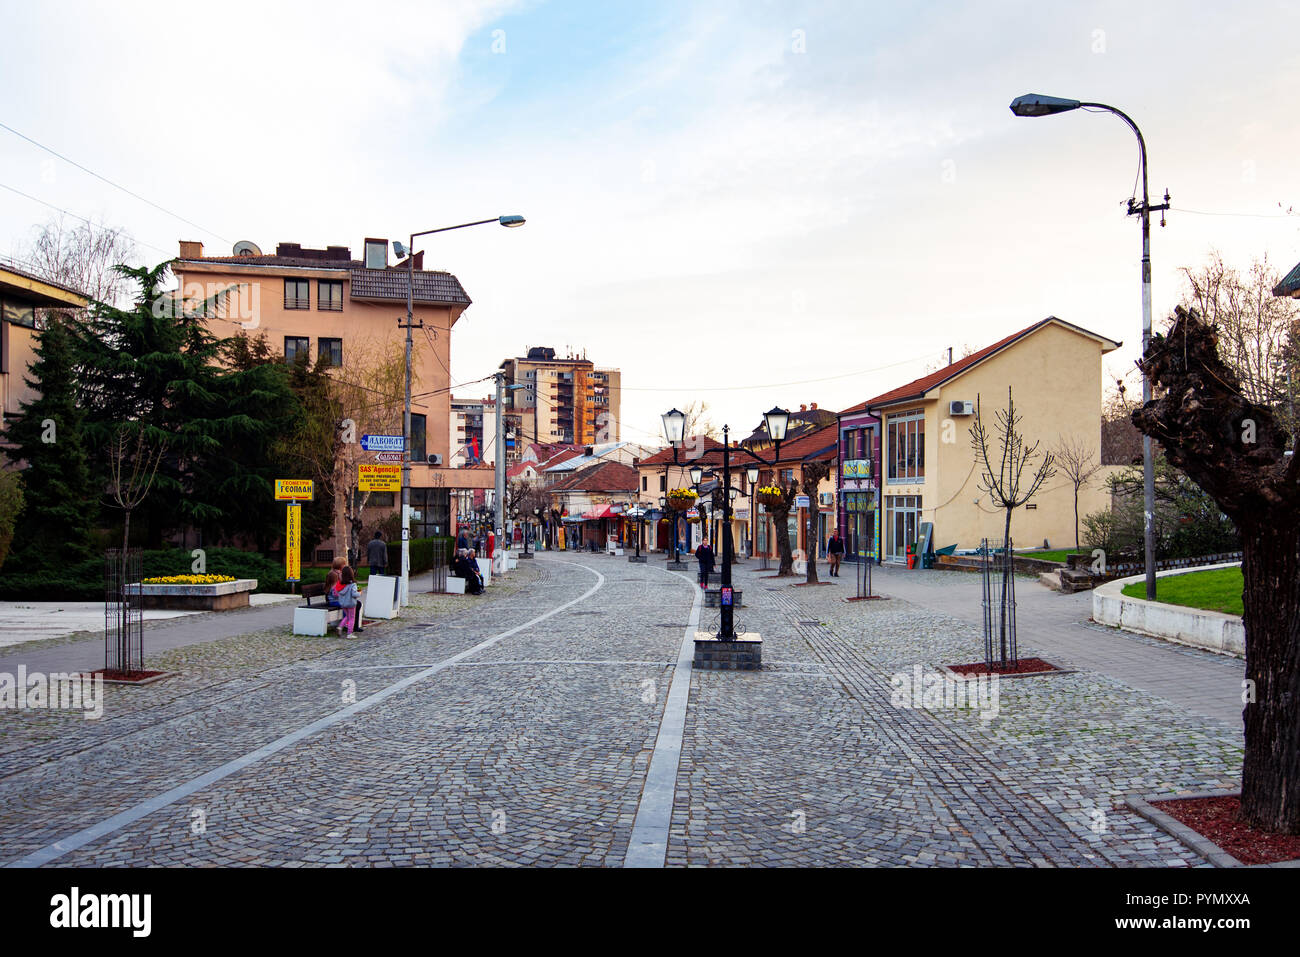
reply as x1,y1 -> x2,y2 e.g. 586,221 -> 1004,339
137,578 -> 257,611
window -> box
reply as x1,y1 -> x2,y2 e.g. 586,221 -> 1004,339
659,475 -> 666,492
364,240 -> 387,270
318,280 -> 342,311
284,336 -> 310,364
887,409 -> 925,482
317,337 -> 342,367
284,279 -> 309,309
642,475 -> 648,491
367,491 -> 395,508
411,413 -> 427,463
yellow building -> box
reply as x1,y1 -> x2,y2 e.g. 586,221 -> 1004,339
1,263 -> 88,425
866,317 -> 1120,561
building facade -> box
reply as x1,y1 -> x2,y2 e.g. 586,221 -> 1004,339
499,346 -> 621,458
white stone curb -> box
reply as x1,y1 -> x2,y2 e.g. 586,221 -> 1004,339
1092,562 -> 1243,657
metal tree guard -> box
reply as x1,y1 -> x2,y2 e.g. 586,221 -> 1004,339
979,537 -> 1018,669
104,548 -> 144,674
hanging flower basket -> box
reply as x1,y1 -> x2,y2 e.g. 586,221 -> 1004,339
756,486 -> 786,509
666,488 -> 698,511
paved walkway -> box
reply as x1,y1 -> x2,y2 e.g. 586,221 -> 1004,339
0,554 -> 1241,867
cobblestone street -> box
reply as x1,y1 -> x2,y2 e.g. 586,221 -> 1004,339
0,554 -> 1243,867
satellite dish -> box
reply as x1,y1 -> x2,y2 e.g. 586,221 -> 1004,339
232,240 -> 262,257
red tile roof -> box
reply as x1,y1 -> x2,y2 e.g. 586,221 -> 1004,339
773,424 -> 839,464
636,436 -> 724,467
863,317 -> 1120,409
549,461 -> 639,493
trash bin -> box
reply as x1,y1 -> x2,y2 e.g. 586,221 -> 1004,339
906,543 -> 917,569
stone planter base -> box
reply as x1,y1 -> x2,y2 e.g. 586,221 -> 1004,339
666,561 -> 689,571
517,552 -> 535,559
693,631 -> 762,670
704,588 -> 742,607
137,578 -> 257,611
627,555 -> 648,563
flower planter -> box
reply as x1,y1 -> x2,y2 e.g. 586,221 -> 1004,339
757,494 -> 785,509
134,578 -> 258,611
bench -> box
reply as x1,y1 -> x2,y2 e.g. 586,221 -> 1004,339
293,583 -> 344,636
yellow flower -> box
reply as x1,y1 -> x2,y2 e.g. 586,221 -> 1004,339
141,574 -> 236,585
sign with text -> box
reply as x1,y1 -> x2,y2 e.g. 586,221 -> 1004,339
721,587 -> 733,606
373,451 -> 403,463
842,459 -> 872,479
795,494 -> 810,508
274,479 -> 314,501
360,434 -> 405,452
285,503 -> 302,582
359,463 -> 401,492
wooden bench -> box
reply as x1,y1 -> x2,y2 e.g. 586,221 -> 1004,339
293,583 -> 344,636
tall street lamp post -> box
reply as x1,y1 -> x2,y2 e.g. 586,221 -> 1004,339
393,214 -> 524,607
1009,94 -> 1167,601
660,408 -> 690,569
663,407 -> 789,639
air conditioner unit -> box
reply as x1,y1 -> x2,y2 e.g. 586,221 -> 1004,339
427,453 -> 443,465
818,492 -> 835,506
949,400 -> 974,416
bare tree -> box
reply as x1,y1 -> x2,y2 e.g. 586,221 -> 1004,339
970,388 -> 1056,664
681,400 -> 721,441
1134,306 -> 1300,833
21,215 -> 139,306
761,478 -> 800,576
800,458 -> 833,583
1055,433 -> 1102,551
1179,251 -> 1299,438
1101,374 -> 1144,466
106,425 -> 168,560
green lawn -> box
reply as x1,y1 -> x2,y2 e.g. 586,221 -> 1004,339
1121,566 -> 1243,616
1021,549 -> 1089,563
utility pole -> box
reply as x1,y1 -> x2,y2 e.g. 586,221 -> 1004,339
495,370 -> 506,552
400,234 -> 421,608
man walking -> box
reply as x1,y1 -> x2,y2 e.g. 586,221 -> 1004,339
827,529 -> 845,577
695,538 -> 715,590
367,531 -> 388,577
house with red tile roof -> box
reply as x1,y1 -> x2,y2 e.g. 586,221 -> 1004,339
864,316 -> 1121,561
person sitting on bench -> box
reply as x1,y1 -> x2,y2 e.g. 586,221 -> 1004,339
454,548 -> 485,594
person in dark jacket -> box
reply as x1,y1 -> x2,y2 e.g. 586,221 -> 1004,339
827,531 -> 845,577
367,531 -> 387,577
455,548 -> 485,594
695,539 -> 715,589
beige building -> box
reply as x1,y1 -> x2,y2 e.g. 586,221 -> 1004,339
499,347 -> 621,459
866,317 -> 1119,561
173,238 -> 494,554
449,396 -> 496,467
1,263 -> 88,424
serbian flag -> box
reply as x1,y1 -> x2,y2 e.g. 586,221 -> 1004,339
471,436 -> 480,461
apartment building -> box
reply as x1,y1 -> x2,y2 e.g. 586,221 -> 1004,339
449,396 -> 496,467
0,262 -> 88,425
498,346 -> 621,459
172,238 -> 494,552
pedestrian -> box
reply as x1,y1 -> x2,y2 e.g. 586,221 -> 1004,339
336,566 -> 361,637
827,530 -> 845,577
695,538 -> 715,589
367,530 -> 388,577
455,548 -> 485,594
456,528 -> 470,555
324,556 -> 346,606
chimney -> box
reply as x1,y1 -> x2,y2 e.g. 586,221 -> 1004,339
799,404 -> 807,412
178,240 -> 203,259
810,402 -> 818,410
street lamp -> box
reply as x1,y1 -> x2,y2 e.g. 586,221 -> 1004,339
396,214 -> 525,608
746,464 -> 760,558
1009,93 -> 1166,601
660,408 -> 689,568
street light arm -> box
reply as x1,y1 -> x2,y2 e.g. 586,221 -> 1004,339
411,218 -> 502,241
1077,102 -> 1148,200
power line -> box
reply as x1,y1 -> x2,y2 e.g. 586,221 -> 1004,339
616,350 -> 938,392
0,180 -> 173,258
0,120 -> 231,243
1172,206 -> 1296,220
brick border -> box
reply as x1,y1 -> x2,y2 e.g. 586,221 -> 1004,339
1125,789 -> 1300,868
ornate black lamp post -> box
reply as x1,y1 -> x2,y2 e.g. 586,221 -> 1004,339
661,408 -> 690,570
745,464 -> 759,558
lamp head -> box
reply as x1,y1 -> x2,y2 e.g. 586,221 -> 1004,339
1009,94 -> 1082,117
746,465 -> 760,484
689,465 -> 703,485
499,214 -> 526,228
764,407 -> 790,443
392,240 -> 409,259
661,408 -> 686,446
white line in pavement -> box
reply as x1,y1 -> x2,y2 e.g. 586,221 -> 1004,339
304,659 -> 672,673
5,557 -> 605,869
624,569 -> 701,868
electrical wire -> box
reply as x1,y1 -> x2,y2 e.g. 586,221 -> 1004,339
616,350 -> 938,393
0,180 -> 172,258
0,120 -> 231,243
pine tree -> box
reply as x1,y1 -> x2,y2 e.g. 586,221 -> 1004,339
2,314 -> 96,570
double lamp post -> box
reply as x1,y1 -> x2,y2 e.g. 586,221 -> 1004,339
660,406 -> 790,640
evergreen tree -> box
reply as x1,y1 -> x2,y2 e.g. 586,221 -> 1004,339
2,314 -> 96,570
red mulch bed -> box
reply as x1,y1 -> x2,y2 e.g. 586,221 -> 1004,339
843,595 -> 888,602
1153,795 -> 1300,865
792,581 -> 834,587
947,657 -> 1061,676
90,668 -> 166,683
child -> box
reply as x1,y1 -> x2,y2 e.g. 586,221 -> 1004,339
336,565 -> 362,637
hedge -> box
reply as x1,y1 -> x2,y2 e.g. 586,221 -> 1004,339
385,536 -> 454,576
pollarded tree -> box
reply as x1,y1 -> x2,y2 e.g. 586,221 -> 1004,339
1133,306 -> 1300,833
761,479 -> 800,576
800,458 -> 833,584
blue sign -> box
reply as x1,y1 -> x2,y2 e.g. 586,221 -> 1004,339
721,587 -> 733,606
361,434 -> 405,452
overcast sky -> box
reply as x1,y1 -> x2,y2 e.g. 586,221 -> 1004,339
3,0 -> 1300,445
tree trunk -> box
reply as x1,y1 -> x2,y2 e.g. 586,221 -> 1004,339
1238,519 -> 1300,832
1073,487 -> 1081,552
805,507 -> 819,584
772,506 -> 794,576
1000,507 -> 1012,665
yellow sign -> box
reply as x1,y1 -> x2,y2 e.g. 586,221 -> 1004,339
275,479 -> 315,501
285,503 -> 301,582
358,463 -> 401,492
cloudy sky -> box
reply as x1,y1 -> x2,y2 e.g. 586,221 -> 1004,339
3,0 -> 1300,445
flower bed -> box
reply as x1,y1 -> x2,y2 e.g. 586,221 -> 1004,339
134,578 -> 258,611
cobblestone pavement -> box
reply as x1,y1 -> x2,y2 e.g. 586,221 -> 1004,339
0,553 -> 1242,867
